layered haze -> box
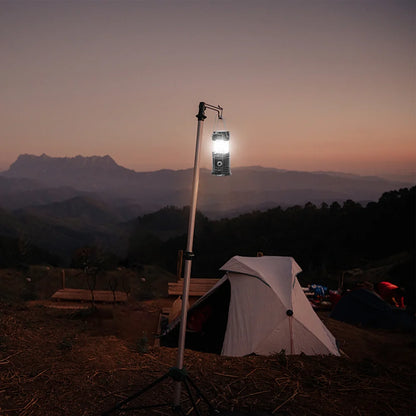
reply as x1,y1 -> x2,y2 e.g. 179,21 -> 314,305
1,154 -> 411,217
0,153 -> 413,268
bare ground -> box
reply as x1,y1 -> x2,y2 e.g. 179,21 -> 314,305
0,299 -> 414,416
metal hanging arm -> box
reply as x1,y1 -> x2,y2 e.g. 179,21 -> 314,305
196,102 -> 223,120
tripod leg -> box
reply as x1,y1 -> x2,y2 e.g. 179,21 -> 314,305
185,375 -> 219,415
183,377 -> 202,416
102,372 -> 170,416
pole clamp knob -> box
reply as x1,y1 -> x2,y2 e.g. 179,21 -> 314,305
184,251 -> 195,260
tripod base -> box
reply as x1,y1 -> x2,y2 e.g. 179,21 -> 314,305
102,367 -> 220,416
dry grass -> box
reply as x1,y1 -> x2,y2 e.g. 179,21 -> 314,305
0,300 -> 414,416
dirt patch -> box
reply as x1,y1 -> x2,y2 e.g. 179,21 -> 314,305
0,300 -> 414,416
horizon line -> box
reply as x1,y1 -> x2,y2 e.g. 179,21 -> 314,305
1,152 -> 415,182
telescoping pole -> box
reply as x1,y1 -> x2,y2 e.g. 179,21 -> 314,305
173,103 -> 206,407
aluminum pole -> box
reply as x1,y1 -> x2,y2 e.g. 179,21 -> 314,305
173,115 -> 205,407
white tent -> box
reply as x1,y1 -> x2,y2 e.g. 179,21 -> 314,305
164,255 -> 340,357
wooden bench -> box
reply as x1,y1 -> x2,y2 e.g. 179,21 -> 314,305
51,288 -> 128,303
168,278 -> 219,297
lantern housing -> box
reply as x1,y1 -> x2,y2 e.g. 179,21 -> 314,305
212,130 -> 231,176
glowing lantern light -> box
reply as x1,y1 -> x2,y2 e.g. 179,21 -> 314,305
212,130 -> 231,176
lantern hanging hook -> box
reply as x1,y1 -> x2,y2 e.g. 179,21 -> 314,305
196,102 -> 223,120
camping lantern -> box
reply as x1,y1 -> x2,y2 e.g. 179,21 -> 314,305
212,130 -> 231,176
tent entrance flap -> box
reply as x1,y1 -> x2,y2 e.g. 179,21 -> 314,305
161,280 -> 231,354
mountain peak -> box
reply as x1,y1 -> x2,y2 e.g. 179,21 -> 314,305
10,154 -> 119,171
4,154 -> 133,191
71,154 -> 117,166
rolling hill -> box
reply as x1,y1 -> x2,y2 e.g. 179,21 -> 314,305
0,154 -> 411,217
0,154 -> 412,267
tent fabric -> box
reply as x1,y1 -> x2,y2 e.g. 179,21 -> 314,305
221,272 -> 287,356
330,288 -> 415,331
163,255 -> 340,357
219,256 -> 339,356
220,256 -> 302,311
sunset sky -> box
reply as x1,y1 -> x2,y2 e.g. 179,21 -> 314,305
1,0 -> 415,177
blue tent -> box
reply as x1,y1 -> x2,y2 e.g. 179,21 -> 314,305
330,289 -> 414,331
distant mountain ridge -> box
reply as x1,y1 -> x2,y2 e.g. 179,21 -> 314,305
0,153 -> 412,217
5,153 -> 137,192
